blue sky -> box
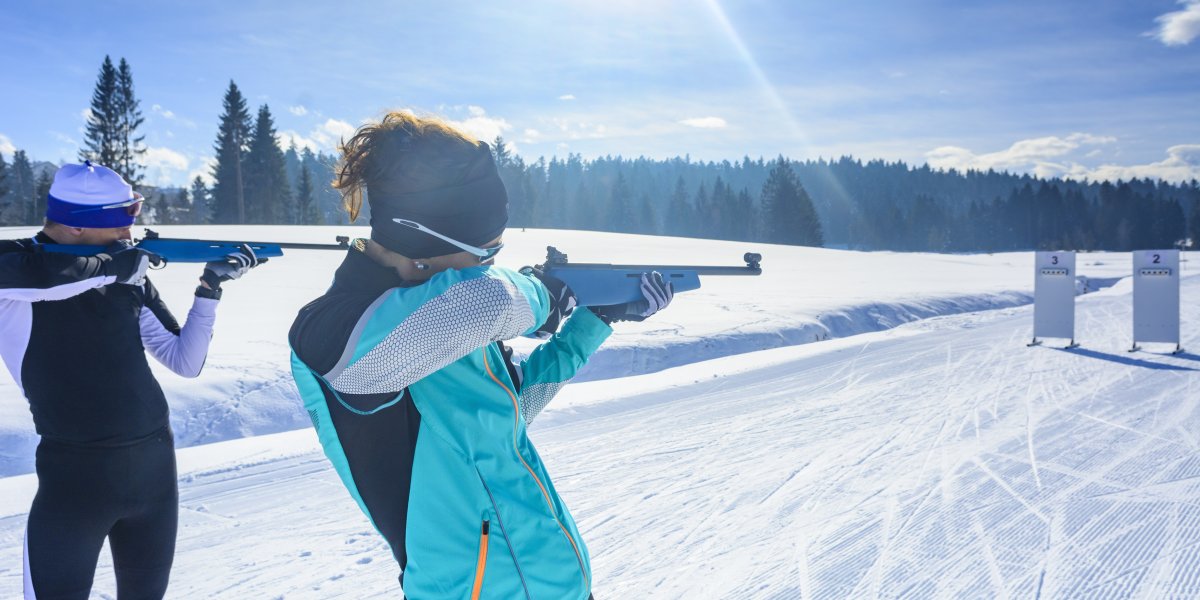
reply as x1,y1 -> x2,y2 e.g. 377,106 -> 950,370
1,0 -> 1199,187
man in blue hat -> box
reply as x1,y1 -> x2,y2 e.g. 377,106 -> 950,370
0,162 -> 263,599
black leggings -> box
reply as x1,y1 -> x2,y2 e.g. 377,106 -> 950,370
24,429 -> 178,599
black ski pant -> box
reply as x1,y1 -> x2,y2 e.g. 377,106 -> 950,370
24,427 -> 178,599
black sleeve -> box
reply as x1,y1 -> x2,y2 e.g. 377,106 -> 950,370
0,240 -> 112,301
141,278 -> 181,335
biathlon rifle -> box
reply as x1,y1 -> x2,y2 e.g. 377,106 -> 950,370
538,246 -> 762,307
36,229 -> 351,263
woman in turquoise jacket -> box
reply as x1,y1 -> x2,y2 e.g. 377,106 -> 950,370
288,112 -> 673,599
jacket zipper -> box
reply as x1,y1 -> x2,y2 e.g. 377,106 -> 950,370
479,474 -> 532,598
482,349 -> 590,596
470,520 -> 490,600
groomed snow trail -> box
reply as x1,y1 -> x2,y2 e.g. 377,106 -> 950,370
1,277 -> 1198,598
544,281 -> 1200,599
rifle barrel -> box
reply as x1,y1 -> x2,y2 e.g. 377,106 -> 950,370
549,263 -> 761,276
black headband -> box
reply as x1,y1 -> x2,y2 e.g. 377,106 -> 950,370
368,144 -> 509,258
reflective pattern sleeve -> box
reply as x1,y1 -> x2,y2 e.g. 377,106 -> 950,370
327,267 -> 549,396
518,307 -> 612,424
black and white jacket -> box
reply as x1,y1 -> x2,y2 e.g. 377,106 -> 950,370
0,233 -> 218,445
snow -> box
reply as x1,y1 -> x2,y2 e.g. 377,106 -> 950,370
1,225 -> 1196,598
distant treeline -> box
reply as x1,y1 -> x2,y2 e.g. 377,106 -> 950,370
3,56 -> 1200,253
491,148 -> 1200,252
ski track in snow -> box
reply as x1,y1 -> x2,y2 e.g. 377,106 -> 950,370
0,227 -> 1196,598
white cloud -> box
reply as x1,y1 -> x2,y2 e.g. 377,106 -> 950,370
0,133 -> 14,158
80,108 -> 93,122
52,131 -> 80,149
926,136 -> 1200,183
520,128 -> 542,144
187,156 -> 217,187
1153,0 -> 1200,46
559,94 -> 576,101
140,146 -> 191,187
276,118 -> 359,154
447,106 -> 513,145
277,130 -> 321,153
925,133 -> 1115,173
289,105 -> 308,116
1076,145 -> 1200,183
151,104 -> 176,119
324,118 -> 357,138
680,117 -> 728,129
547,117 -> 607,141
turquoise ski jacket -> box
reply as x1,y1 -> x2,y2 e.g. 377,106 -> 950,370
289,246 -> 610,599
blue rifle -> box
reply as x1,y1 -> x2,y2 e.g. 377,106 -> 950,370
36,229 -> 351,263
539,246 -> 763,307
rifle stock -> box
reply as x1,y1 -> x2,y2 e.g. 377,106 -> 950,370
540,246 -> 762,306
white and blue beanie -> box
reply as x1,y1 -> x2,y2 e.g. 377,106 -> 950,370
46,161 -> 137,228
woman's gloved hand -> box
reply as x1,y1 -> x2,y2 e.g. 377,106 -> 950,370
520,266 -> 577,339
591,272 -> 674,325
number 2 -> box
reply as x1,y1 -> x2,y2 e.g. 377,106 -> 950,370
1153,254 -> 1161,264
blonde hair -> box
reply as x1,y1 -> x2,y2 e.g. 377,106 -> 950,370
334,111 -> 481,222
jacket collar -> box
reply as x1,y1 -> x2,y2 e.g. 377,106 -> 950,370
330,240 -> 411,295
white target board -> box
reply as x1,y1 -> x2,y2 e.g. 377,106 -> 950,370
1033,251 -> 1076,341
1133,250 -> 1181,345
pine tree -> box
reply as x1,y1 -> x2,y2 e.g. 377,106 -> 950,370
761,157 -> 823,246
153,192 -> 172,225
10,151 -> 35,224
113,58 -> 146,186
33,170 -> 52,224
637,193 -> 657,234
664,177 -> 692,236
243,104 -> 292,223
173,188 -> 190,224
189,177 -> 210,224
730,188 -> 756,241
518,162 -> 541,230
692,182 -> 710,239
608,172 -> 634,232
210,81 -> 252,223
0,153 -> 12,225
573,181 -> 599,231
295,162 -> 319,224
493,137 -> 534,228
80,56 -> 121,169
284,142 -> 301,195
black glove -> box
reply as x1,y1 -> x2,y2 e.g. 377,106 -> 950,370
592,272 -> 674,324
521,266 -> 577,340
101,240 -> 162,287
200,243 -> 265,291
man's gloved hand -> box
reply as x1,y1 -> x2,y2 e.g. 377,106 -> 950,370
200,243 -> 265,291
101,240 -> 162,287
520,266 -> 577,340
591,272 -> 674,325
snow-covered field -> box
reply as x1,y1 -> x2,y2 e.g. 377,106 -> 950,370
1,226 -> 1195,598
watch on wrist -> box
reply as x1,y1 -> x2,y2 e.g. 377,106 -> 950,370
194,284 -> 222,300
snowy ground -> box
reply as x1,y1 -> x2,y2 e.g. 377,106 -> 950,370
1,226 -> 1196,598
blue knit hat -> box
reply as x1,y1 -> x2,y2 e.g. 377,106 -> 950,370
46,161 -> 140,228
